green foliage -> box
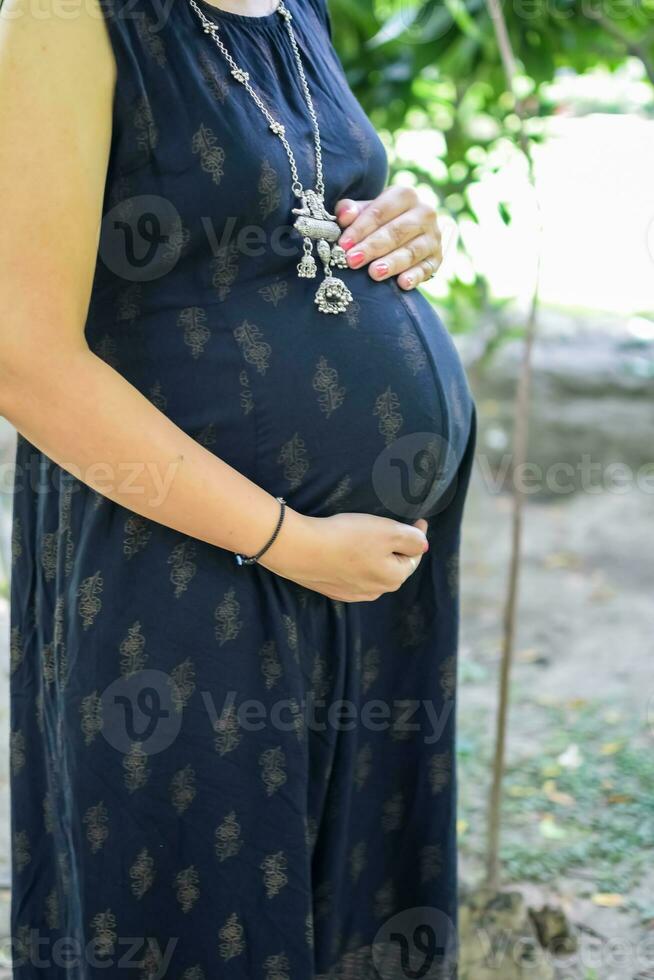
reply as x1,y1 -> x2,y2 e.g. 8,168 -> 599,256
329,0 -> 654,328
331,0 -> 654,126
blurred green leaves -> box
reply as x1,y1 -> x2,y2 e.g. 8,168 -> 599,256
329,0 -> 654,330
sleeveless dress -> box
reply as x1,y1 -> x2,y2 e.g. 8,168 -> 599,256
9,0 -> 477,976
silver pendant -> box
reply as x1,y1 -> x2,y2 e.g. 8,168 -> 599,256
293,189 -> 353,315
314,276 -> 353,314
298,239 -> 317,278
330,244 -> 348,268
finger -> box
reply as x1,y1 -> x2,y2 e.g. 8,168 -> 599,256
337,186 -> 418,252
413,518 -> 428,535
334,199 -> 368,228
397,253 -> 443,290
393,552 -> 423,583
368,234 -> 439,282
345,210 -> 428,272
393,523 -> 429,556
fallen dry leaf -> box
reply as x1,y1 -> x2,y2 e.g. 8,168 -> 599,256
591,893 -> 624,908
543,779 -> 575,806
543,551 -> 582,570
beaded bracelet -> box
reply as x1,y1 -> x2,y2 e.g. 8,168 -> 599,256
234,496 -> 287,566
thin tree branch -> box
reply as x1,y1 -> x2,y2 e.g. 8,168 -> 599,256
584,9 -> 654,86
485,248 -> 540,891
485,0 -> 520,92
483,0 -> 542,893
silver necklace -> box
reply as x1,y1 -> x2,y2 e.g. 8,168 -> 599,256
187,0 -> 353,315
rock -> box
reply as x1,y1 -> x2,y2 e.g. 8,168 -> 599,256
461,310 -> 654,496
529,903 -> 578,955
459,888 -> 555,979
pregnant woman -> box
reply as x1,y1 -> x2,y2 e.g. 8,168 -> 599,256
2,0 -> 476,976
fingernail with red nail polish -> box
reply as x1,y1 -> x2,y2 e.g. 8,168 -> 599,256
340,237 -> 354,251
348,251 -> 365,268
374,263 -> 388,278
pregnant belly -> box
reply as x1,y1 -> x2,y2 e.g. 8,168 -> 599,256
219,269 -> 474,521
90,269 -> 474,523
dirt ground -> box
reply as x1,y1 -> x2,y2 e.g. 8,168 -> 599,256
457,460 -> 654,980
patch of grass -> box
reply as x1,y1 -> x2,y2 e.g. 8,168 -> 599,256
457,698 -> 654,897
629,896 -> 654,926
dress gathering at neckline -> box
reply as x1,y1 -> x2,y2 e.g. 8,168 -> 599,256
191,0 -> 283,25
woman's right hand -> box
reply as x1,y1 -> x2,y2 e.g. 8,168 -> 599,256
0,0 -> 428,596
258,507 -> 430,602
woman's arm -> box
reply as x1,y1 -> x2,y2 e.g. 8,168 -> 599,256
0,0 -> 296,561
0,0 -> 428,601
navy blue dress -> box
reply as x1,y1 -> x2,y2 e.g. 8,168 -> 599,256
9,0 -> 476,976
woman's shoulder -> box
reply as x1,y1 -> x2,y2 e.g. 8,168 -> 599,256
97,0 -> 168,33
299,0 -> 334,41
95,0 -> 180,78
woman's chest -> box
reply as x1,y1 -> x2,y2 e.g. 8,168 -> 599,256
107,3 -> 389,234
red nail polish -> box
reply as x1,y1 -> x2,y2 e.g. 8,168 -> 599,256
340,237 -> 355,251
348,251 -> 365,268
374,263 -> 389,277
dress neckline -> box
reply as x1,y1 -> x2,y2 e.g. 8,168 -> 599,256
192,0 -> 283,24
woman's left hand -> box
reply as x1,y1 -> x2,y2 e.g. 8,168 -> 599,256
335,186 -> 442,290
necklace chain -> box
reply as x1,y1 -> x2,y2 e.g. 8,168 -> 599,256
187,0 -> 325,200
186,0 -> 355,315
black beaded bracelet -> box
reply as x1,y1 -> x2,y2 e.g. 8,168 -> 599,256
234,496 -> 286,566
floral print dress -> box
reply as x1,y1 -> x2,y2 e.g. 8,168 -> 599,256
9,0 -> 476,976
